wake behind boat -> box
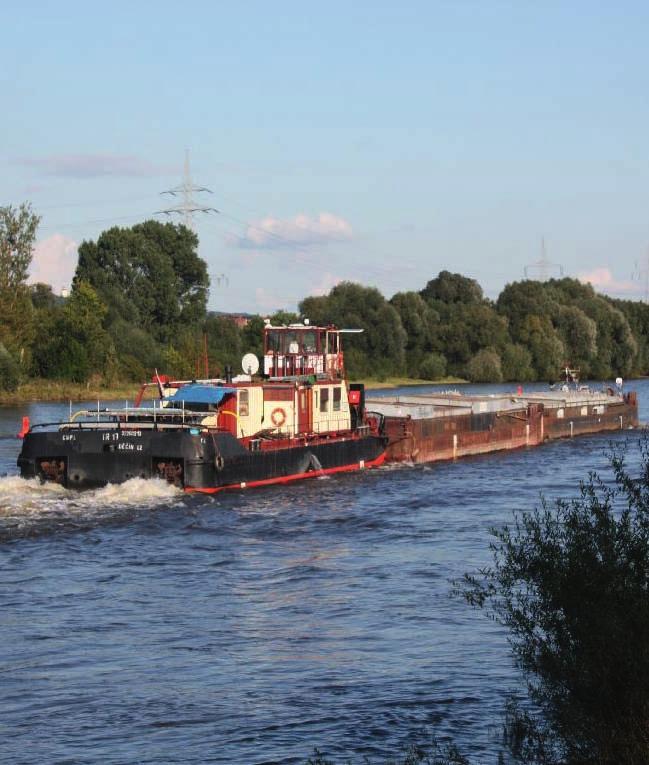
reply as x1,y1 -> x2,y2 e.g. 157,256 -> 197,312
17,321 -> 388,493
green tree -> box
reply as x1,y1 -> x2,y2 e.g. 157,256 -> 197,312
501,343 -> 535,382
0,342 -> 20,391
555,305 -> 598,376
300,282 -> 407,377
0,203 -> 40,295
108,318 -> 164,380
418,352 -> 447,380
205,315 -> 244,374
465,348 -> 503,382
390,291 -> 441,376
497,280 -> 558,340
420,271 -> 484,306
462,437 -> 649,764
0,203 -> 40,370
611,298 -> 649,375
30,282 -> 59,311
270,310 -> 300,325
74,220 -> 209,339
518,315 -> 565,381
32,282 -> 115,382
241,315 -> 265,359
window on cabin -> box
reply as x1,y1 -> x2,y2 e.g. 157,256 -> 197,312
266,331 -> 281,353
320,388 -> 329,413
283,331 -> 299,354
333,387 -> 341,411
239,390 -> 249,417
328,333 -> 338,354
303,330 -> 317,353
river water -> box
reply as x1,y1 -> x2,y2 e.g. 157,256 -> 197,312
1,381 -> 647,765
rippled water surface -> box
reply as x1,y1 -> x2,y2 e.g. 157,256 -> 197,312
2,382 -> 647,764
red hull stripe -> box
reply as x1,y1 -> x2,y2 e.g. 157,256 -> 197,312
184,452 -> 387,495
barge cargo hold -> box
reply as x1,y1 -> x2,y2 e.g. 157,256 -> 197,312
366,388 -> 639,464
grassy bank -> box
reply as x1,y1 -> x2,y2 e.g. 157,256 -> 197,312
0,379 -> 151,406
0,376 -> 469,405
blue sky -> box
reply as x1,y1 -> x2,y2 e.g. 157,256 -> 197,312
3,1 -> 649,312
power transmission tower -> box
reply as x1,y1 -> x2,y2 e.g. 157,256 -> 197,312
632,247 -> 649,302
524,237 -> 564,281
156,149 -> 218,231
213,273 -> 229,287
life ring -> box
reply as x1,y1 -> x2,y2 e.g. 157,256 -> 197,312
215,454 -> 225,471
271,407 -> 286,427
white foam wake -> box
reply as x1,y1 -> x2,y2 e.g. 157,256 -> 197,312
0,475 -> 182,524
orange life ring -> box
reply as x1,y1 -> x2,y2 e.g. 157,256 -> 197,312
271,407 -> 286,427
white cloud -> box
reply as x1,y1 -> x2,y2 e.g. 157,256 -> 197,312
29,234 -> 78,293
311,272 -> 342,296
233,212 -> 353,250
578,267 -> 640,296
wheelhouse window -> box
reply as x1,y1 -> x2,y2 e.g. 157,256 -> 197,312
333,387 -> 341,411
282,331 -> 299,354
303,330 -> 317,353
320,387 -> 329,413
266,331 -> 281,353
238,390 -> 249,417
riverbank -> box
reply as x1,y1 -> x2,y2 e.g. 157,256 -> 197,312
0,380 -> 153,406
0,376 -> 468,405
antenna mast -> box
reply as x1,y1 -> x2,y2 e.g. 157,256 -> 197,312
524,237 -> 564,281
157,149 -> 218,231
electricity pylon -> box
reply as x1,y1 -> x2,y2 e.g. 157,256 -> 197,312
157,149 -> 218,231
524,237 -> 564,281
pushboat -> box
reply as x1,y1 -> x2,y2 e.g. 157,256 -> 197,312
17,321 -> 388,493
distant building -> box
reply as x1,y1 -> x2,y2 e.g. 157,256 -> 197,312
210,311 -> 255,328
230,314 -> 251,328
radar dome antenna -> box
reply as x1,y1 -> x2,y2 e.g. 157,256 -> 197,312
241,353 -> 259,376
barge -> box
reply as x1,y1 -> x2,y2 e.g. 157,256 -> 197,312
17,321 -> 387,492
367,385 -> 638,464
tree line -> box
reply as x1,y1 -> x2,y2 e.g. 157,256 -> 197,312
1,205 -> 648,391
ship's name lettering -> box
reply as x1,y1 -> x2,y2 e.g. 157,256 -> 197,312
121,430 -> 142,437
62,434 -> 75,442
117,442 -> 142,451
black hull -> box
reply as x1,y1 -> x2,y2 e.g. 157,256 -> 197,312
18,428 -> 387,493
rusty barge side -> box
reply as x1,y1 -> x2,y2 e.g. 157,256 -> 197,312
367,389 -> 639,464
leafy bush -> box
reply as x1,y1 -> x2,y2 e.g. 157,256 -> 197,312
0,343 -> 20,391
501,343 -> 535,382
465,349 -> 503,383
52,338 -> 90,383
118,354 -> 148,382
419,352 -> 447,380
462,436 -> 649,764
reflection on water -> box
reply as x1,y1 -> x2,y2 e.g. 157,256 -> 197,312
0,382 -> 647,764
